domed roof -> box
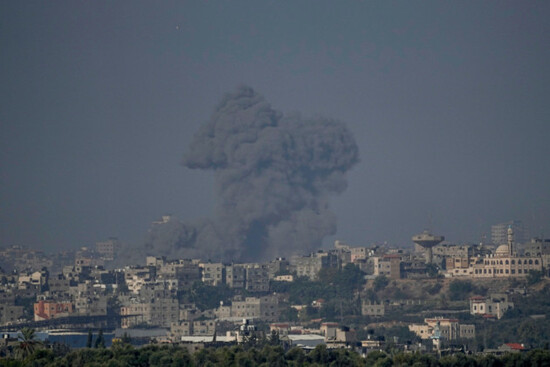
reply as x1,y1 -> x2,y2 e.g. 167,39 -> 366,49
495,244 -> 509,256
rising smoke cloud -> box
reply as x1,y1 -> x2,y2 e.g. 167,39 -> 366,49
142,86 -> 359,262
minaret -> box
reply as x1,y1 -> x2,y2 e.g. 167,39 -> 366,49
507,225 -> 514,256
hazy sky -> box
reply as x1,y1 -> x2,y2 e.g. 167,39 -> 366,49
1,1 -> 549,253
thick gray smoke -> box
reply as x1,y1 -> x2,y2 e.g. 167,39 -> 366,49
143,86 -> 359,262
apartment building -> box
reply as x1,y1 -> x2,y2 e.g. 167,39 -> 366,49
34,300 -> 74,321
199,262 -> 224,286
409,318 -> 475,340
231,295 -> 279,321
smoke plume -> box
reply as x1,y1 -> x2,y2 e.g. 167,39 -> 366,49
143,86 -> 359,262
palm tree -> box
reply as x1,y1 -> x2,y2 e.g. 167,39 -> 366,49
17,327 -> 42,359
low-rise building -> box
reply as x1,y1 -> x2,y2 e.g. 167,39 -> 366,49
273,275 -> 294,282
170,320 -> 216,341
361,301 -> 385,317
470,293 -> 514,319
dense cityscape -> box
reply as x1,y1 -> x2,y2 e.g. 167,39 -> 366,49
1,218 -> 549,365
3,1 -> 550,365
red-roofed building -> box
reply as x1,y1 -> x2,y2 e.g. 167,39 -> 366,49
499,343 -> 527,352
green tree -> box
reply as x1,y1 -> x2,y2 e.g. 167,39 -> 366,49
527,270 -> 543,285
86,329 -> 93,348
121,332 -> 132,344
373,275 -> 389,292
17,327 -> 42,360
335,263 -> 366,297
269,330 -> 281,346
94,329 -> 105,348
365,350 -> 389,366
448,280 -> 473,301
309,344 -> 330,365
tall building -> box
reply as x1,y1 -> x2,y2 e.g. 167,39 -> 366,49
95,237 -> 121,261
491,220 -> 527,245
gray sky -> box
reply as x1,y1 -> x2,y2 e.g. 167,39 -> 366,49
1,1 -> 549,253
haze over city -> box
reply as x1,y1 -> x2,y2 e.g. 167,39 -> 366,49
1,2 -> 549,256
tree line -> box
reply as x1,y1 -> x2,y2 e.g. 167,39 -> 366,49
2,340 -> 550,367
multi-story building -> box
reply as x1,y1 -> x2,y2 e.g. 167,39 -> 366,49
409,318 -> 475,340
524,238 -> 550,275
199,262 -> 224,286
124,266 -> 155,294
350,247 -> 370,262
231,295 -> 279,321
153,258 -> 200,285
491,221 -> 527,245
120,295 -> 179,328
445,257 -> 475,277
17,271 -> 47,291
243,264 -> 269,292
179,304 -> 202,322
120,301 -> 152,328
75,247 -> 104,269
373,254 -> 402,280
170,319 -> 216,340
471,251 -> 542,278
0,304 -> 24,325
267,258 -> 290,279
433,244 -> 473,259
95,238 -> 120,262
74,294 -> 108,316
400,258 -> 429,279
524,238 -> 550,257
34,300 -> 74,321
470,293 -> 514,319
290,252 -> 339,280
225,264 -> 245,289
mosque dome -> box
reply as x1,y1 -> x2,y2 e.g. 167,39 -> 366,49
495,244 -> 509,256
